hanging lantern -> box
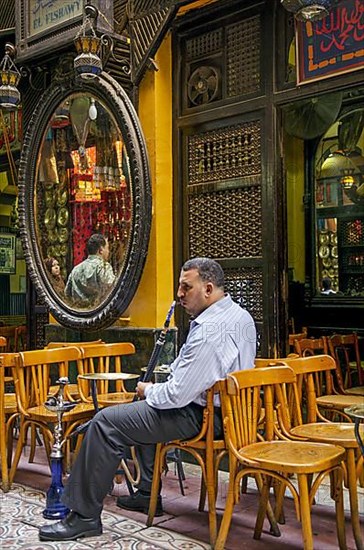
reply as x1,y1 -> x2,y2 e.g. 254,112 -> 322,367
74,5 -> 102,79
0,43 -> 21,111
280,0 -> 336,22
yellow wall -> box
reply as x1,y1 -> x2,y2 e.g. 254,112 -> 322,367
285,136 -> 305,282
127,34 -> 174,328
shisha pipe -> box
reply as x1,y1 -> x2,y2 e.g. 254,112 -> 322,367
42,377 -> 77,519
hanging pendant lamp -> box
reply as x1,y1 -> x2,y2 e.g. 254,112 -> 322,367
281,0 -> 336,22
0,43 -> 21,111
74,5 -> 102,79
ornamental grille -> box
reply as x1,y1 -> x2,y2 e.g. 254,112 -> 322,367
226,16 -> 261,97
188,186 -> 262,258
224,267 -> 263,322
188,121 -> 261,185
186,29 -> 223,60
341,218 -> 364,246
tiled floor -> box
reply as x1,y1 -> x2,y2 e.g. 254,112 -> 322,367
1,444 -> 363,549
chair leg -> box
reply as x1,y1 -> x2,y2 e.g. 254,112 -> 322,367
297,474 -> 314,550
254,474 -> 281,537
198,475 -> 207,511
206,450 -> 217,545
9,421 -> 26,485
29,425 -> 37,463
346,449 -> 363,550
330,468 -> 347,550
214,456 -> 237,550
1,417 -> 9,492
147,443 -> 163,527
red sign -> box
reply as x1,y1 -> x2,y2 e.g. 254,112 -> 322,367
296,0 -> 364,84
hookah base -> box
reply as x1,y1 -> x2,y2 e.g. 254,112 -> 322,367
43,504 -> 70,520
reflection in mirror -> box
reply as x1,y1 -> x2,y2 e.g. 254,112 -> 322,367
35,93 -> 132,311
314,108 -> 364,297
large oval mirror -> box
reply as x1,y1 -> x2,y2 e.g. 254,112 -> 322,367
18,74 -> 151,329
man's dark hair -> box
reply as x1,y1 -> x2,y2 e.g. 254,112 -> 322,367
87,234 -> 107,256
322,276 -> 332,291
182,257 -> 224,288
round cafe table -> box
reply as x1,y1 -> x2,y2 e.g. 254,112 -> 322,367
345,404 -> 364,456
78,371 -> 139,408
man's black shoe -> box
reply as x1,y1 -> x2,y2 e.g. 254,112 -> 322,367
39,511 -> 102,541
116,491 -> 163,516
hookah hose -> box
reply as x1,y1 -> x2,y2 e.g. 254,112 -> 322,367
132,299 -> 176,401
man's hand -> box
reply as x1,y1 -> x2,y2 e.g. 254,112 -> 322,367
136,381 -> 153,399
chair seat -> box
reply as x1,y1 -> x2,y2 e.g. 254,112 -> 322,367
97,392 -> 136,406
239,440 -> 345,474
4,393 -> 17,414
27,402 -> 95,422
291,423 -> 362,448
345,386 -> 364,396
316,394 -> 364,409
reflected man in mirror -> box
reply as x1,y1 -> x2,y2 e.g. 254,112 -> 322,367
321,276 -> 337,295
65,234 -> 115,307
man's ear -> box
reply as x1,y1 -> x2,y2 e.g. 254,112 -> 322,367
205,282 -> 214,296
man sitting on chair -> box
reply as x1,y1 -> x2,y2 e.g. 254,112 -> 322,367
39,257 -> 257,542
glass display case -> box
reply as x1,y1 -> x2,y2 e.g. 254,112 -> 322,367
314,107 -> 364,298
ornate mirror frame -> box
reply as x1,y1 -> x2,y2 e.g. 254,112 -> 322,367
18,72 -> 152,330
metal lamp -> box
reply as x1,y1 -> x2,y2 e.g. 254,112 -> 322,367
281,0 -> 336,22
0,43 -> 21,111
74,5 -> 102,79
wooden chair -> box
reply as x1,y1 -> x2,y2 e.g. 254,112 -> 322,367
14,325 -> 27,352
76,342 -> 136,406
147,384 -> 227,546
0,326 -> 17,352
275,355 -> 364,550
288,328 -> 308,351
294,336 -> 329,356
328,333 -> 364,393
0,353 -> 19,492
215,366 -> 347,550
46,340 -> 105,399
9,347 -> 96,484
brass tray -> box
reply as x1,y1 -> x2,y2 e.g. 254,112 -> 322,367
57,207 -> 69,227
57,188 -> 68,207
319,232 -> 329,244
58,227 -> 69,243
45,191 -> 56,208
44,208 -> 56,229
48,228 -> 58,244
318,245 -> 330,259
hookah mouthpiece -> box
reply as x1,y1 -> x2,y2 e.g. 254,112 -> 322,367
164,300 -> 176,329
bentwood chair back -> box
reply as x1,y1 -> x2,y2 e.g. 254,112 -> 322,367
9,347 -> 95,484
147,383 -> 227,546
0,352 -> 19,492
46,340 -> 104,398
328,333 -> 364,393
14,325 -> 27,352
215,366 -> 347,550
76,342 -> 136,406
